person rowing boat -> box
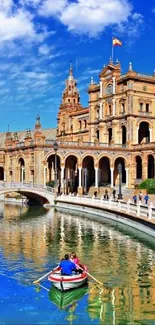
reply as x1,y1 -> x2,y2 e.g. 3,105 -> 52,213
59,254 -> 77,276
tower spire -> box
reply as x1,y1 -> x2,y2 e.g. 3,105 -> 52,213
68,61 -> 73,81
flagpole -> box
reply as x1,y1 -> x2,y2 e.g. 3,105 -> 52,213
112,36 -> 114,62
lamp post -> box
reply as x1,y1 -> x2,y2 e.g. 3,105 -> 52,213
53,141 -> 58,197
118,163 -> 123,200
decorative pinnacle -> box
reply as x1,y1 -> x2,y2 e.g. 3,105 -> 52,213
36,114 -> 40,125
129,62 -> 132,71
91,76 -> 94,84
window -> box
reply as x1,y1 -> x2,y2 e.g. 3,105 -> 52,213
84,120 -> 87,128
73,99 -> 76,103
10,156 -> 12,165
79,120 -> 82,129
68,99 -> 70,103
31,153 -> 34,163
140,103 -> 143,111
109,105 -> 112,115
122,103 -> 125,114
146,103 -> 149,112
106,84 -> 113,95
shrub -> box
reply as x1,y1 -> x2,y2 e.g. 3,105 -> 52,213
138,179 -> 155,194
46,181 -> 55,188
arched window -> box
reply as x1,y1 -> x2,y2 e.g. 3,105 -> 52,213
106,84 -> 113,95
79,120 -> 82,129
84,120 -> 87,128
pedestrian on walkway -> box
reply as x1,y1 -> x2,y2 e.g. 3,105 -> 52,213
144,194 -> 149,204
138,191 -> 142,202
104,189 -> 109,200
133,194 -> 137,204
112,188 -> 116,199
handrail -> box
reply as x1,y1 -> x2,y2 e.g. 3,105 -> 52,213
57,194 -> 155,221
0,182 -> 54,193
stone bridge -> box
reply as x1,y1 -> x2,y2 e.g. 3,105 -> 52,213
0,182 -> 54,206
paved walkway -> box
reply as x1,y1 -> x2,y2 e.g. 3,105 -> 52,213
123,192 -> 155,206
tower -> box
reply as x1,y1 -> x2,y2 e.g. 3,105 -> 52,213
57,63 -> 83,139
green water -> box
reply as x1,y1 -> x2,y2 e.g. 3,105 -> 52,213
0,202 -> 155,324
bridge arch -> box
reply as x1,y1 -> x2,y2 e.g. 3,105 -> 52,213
0,183 -> 54,206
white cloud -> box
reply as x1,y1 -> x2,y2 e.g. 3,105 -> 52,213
39,0 -> 67,16
116,12 -> 143,38
20,0 -> 41,7
0,0 -> 44,43
39,0 -> 133,37
24,71 -> 52,79
0,10 -> 36,42
0,0 -> 13,13
38,44 -> 50,55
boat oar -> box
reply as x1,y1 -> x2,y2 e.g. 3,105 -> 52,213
33,269 -> 53,284
76,264 -> 103,286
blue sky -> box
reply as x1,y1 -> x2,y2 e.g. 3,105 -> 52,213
0,0 -> 155,132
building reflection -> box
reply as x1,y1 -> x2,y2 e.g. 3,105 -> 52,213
0,206 -> 155,322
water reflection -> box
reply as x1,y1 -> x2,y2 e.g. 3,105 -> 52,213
0,204 -> 155,324
49,285 -> 88,310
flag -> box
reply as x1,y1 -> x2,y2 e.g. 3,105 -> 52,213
113,37 -> 122,46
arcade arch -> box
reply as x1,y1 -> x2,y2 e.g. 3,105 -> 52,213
114,157 -> 126,185
136,156 -> 142,179
148,155 -> 154,179
47,154 -> 61,185
64,155 -> 78,194
99,157 -> 111,186
82,156 -> 95,193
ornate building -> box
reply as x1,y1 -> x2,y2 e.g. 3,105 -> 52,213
0,59 -> 155,194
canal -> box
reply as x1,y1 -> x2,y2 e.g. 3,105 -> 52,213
0,202 -> 155,325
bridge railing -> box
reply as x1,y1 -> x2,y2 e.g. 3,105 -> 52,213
57,194 -> 155,221
0,182 -> 54,193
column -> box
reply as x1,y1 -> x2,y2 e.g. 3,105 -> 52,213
136,127 -> 139,144
125,168 -> 129,188
95,167 -> 98,188
21,167 -> 24,185
4,171 -> 6,182
113,99 -> 116,116
110,168 -> 114,187
142,163 -> 147,180
44,166 -> 47,186
99,81 -> 103,98
112,77 -> 116,94
99,102 -> 103,119
78,167 -> 82,188
61,166 -> 65,188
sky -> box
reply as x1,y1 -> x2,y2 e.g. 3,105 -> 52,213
0,0 -> 155,132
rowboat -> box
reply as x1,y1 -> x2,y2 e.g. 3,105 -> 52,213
48,264 -> 88,291
49,285 -> 88,309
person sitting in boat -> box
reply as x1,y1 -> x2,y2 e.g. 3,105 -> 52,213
59,254 -> 77,276
70,252 -> 83,274
70,252 -> 80,265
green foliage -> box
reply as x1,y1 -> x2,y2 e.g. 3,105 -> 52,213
138,178 -> 155,194
46,181 -> 55,188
